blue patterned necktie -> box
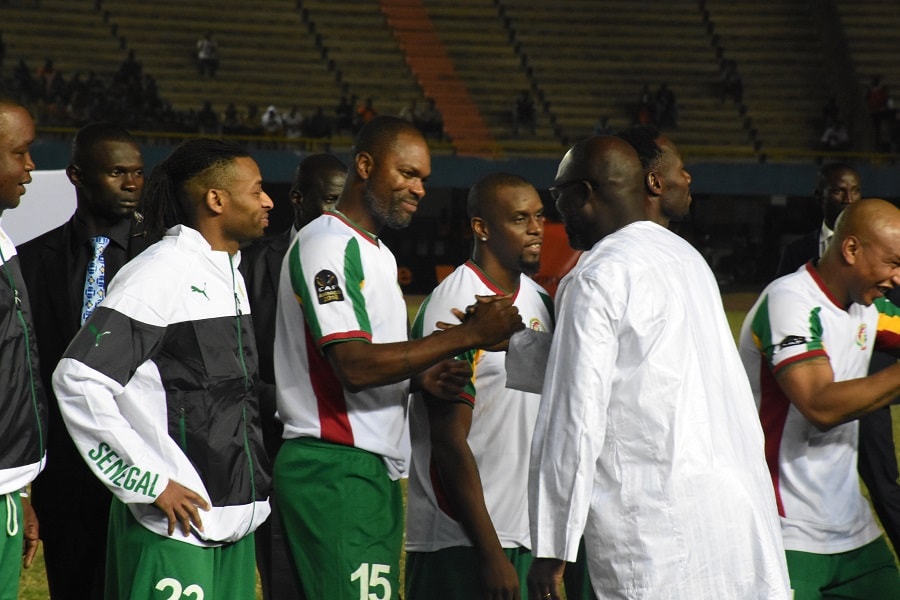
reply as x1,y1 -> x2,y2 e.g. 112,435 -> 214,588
81,235 -> 110,324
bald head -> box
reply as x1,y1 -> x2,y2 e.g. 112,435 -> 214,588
553,135 -> 645,249
822,198 -> 900,306
832,198 -> 900,245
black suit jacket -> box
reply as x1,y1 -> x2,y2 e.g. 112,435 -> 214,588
775,229 -> 818,278
239,229 -> 292,460
18,215 -> 157,532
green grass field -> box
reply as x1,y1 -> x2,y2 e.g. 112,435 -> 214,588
16,295 -> 900,597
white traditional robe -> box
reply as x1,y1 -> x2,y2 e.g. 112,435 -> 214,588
528,221 -> 790,599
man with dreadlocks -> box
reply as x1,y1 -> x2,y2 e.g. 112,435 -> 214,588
53,138 -> 274,600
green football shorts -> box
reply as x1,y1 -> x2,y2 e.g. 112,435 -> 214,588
105,498 -> 256,600
405,545 -> 533,599
786,536 -> 900,599
0,493 -> 24,600
274,437 -> 403,600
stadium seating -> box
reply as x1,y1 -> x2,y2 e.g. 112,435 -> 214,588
0,0 -> 884,158
704,0 -> 832,153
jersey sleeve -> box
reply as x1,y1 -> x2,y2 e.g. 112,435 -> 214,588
529,268 -> 620,562
874,295 -> 900,352
410,278 -> 479,407
52,300 -> 172,505
746,287 -> 828,375
287,232 -> 372,348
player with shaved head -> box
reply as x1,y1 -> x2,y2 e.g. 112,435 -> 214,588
740,198 -> 900,598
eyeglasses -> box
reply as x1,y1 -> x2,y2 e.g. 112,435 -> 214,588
549,179 -> 600,208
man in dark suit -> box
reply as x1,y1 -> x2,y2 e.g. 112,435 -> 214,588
240,152 -> 346,600
775,162 -> 861,277
18,122 -> 155,600
774,162 -> 900,555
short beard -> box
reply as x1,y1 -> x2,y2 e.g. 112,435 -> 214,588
520,258 -> 541,276
364,188 -> 411,230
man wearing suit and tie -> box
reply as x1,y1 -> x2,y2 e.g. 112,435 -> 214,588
775,163 -> 861,278
18,122 -> 155,600
239,152 -> 346,600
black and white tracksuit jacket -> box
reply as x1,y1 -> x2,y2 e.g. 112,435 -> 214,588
0,226 -> 47,496
53,225 -> 271,546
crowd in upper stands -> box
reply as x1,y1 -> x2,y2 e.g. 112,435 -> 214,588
2,34 -> 899,155
0,50 -> 449,143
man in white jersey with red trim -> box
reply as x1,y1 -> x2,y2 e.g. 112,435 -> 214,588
273,116 -> 523,600
405,173 -> 551,600
739,197 -> 900,599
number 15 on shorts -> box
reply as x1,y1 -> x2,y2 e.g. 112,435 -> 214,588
350,562 -> 392,600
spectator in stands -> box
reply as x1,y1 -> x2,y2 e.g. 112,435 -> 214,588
221,103 -> 241,135
720,59 -> 743,104
66,72 -> 86,103
12,59 -> 35,101
822,96 -> 840,127
241,103 -> 263,136
304,107 -> 331,139
117,49 -> 142,86
416,98 -> 444,141
593,115 -> 615,136
513,90 -> 536,137
282,106 -> 304,139
655,83 -> 678,129
399,99 -> 417,124
635,84 -> 654,125
866,75 -> 892,149
83,70 -> 104,99
820,118 -> 850,152
335,95 -> 355,135
36,58 -> 56,85
355,96 -> 378,132
67,89 -> 91,124
261,105 -> 284,137
196,30 -> 219,78
45,94 -> 67,126
197,100 -> 219,135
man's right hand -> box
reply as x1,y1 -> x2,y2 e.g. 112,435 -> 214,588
153,480 -> 210,537
480,549 -> 522,600
464,295 -> 523,348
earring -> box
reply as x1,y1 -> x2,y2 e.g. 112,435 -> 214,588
480,237 -> 487,242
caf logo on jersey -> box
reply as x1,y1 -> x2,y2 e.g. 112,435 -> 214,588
315,270 -> 344,304
856,323 -> 868,349
529,318 -> 546,332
